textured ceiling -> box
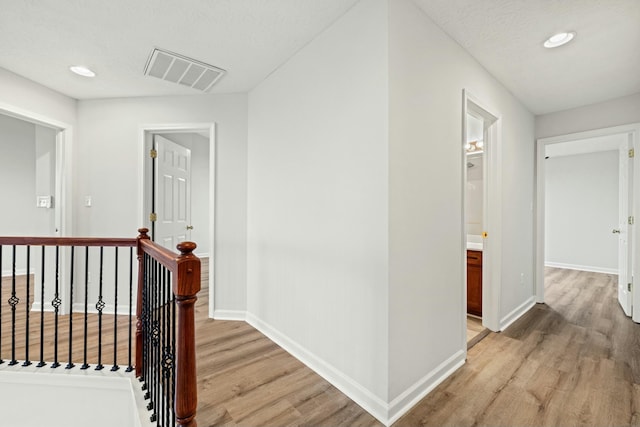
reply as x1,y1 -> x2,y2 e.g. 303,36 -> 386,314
0,0 -> 638,114
413,0 -> 640,114
0,0 -> 360,99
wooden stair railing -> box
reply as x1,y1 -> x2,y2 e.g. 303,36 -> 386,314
0,228 -> 200,427
136,228 -> 201,427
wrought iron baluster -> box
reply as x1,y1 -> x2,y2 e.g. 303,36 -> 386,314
111,246 -> 119,371
81,246 -> 90,370
37,245 -> 46,368
23,246 -> 32,367
171,279 -> 176,427
9,245 -> 19,365
51,245 -> 61,368
127,247 -> 134,372
96,246 -> 105,370
66,246 -> 75,369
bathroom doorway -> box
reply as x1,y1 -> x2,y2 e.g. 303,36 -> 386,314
462,90 -> 503,348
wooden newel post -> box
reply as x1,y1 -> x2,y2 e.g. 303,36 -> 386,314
135,228 -> 150,377
174,241 -> 201,427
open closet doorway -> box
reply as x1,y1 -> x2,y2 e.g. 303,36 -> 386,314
140,123 -> 216,318
462,90 -> 503,349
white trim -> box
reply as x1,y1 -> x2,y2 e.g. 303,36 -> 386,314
212,310 -> 246,321
387,350 -> 465,426
138,123 -> 216,320
1,268 -> 34,278
499,296 -> 536,331
536,123 -> 640,324
245,312 -> 390,425
545,262 -> 618,275
463,90 -> 503,333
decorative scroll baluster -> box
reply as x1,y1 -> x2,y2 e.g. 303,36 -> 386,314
96,246 -> 105,371
81,246 -> 90,370
37,246 -> 46,368
127,247 -> 134,372
9,245 -> 19,365
66,246 -> 75,369
23,246 -> 32,367
51,246 -> 61,368
111,247 -> 119,372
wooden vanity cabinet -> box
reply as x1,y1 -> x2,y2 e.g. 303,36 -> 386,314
466,250 -> 482,316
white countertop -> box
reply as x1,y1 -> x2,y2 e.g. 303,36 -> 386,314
467,242 -> 483,251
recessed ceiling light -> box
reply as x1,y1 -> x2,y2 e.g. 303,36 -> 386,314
543,32 -> 575,49
69,65 -> 96,77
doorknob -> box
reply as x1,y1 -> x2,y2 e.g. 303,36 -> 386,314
186,225 -> 194,230
612,229 -> 621,234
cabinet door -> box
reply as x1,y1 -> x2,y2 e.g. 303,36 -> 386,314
467,251 -> 482,316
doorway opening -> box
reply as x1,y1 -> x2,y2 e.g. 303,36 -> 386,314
0,105 -> 72,314
536,124 -> 639,323
462,90 -> 503,347
140,123 -> 216,318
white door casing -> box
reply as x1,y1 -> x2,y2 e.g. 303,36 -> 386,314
536,124 -> 639,323
617,137 -> 633,316
154,134 -> 192,251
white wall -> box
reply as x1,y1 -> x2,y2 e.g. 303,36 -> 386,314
545,151 -> 618,272
536,92 -> 640,139
0,114 -> 38,237
0,68 -> 76,126
247,0 -> 390,416
76,94 -> 248,313
159,133 -> 210,257
387,0 -> 535,411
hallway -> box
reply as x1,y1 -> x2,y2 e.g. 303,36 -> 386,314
194,267 -> 640,426
395,268 -> 640,426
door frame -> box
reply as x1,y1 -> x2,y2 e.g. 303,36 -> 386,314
0,102 -> 73,313
139,122 -> 216,318
535,123 -> 640,322
462,89 -> 503,335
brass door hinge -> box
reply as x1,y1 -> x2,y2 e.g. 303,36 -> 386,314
630,148 -> 635,158
150,149 -> 158,159
630,216 -> 635,225
149,212 -> 157,222
628,283 -> 632,292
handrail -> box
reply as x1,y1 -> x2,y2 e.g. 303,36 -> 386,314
0,236 -> 136,247
136,228 -> 200,427
0,228 -> 200,427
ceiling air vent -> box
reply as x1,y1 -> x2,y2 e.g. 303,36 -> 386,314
144,48 -> 225,92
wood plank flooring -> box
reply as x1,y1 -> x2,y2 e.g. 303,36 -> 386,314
3,263 -> 639,426
395,267 -> 640,426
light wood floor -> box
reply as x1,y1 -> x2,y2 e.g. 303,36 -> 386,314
197,266 -> 640,426
466,315 -> 489,349
396,267 -> 640,426
4,264 -> 639,426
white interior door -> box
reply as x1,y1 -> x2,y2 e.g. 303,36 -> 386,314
617,139 -> 632,316
154,135 -> 192,251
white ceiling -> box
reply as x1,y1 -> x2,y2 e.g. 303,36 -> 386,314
413,0 -> 640,114
0,0 -> 638,115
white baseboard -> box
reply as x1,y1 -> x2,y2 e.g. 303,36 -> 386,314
499,296 -> 536,331
544,262 -> 617,275
212,310 -> 246,321
245,312 -> 467,426
31,302 -> 133,316
387,350 -> 466,425
246,312 -> 390,425
1,268 -> 33,278
70,302 -> 133,316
